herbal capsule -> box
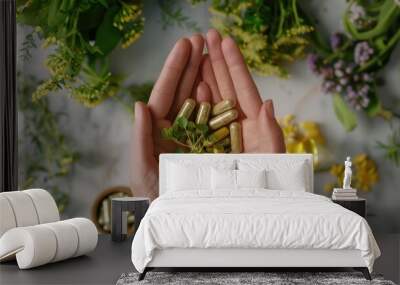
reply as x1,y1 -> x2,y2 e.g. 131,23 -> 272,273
215,137 -> 230,147
195,102 -> 211,125
212,145 -> 225,153
175,98 -> 196,121
209,109 -> 239,130
230,122 -> 243,153
206,147 -> 214,153
212,99 -> 235,116
204,127 -> 229,147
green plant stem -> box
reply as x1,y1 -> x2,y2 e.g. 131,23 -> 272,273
172,138 -> 190,149
344,0 -> 400,40
277,0 -> 285,38
292,0 -> 300,26
323,40 -> 352,63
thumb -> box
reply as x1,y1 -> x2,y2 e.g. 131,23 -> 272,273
130,102 -> 158,199
132,102 -> 154,163
258,100 -> 286,153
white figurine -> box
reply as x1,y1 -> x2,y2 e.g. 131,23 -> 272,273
343,156 -> 352,189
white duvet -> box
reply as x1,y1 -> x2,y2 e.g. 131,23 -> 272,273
131,190 -> 380,273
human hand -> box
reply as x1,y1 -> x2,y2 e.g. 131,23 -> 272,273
130,30 -> 286,200
202,29 -> 286,153
130,35 -> 205,200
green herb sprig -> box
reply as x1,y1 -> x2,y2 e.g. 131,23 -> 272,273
162,117 -> 209,153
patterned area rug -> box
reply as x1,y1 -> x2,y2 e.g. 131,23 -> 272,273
116,272 -> 396,285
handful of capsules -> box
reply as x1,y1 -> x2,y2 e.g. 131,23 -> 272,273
164,98 -> 243,153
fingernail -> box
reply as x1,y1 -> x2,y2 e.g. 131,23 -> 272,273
135,102 -> 142,119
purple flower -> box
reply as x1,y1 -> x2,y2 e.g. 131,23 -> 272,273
349,3 -> 366,24
354,42 -> 374,65
334,60 -> 345,69
361,96 -> 370,108
339,77 -> 349,85
345,64 -> 355,74
307,53 -> 320,74
322,80 -> 335,93
359,85 -> 370,95
330,33 -> 343,50
334,69 -> 345,78
348,91 -> 357,99
321,67 -> 333,78
362,73 -> 373,82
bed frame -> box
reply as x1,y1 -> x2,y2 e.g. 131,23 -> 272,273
139,154 -> 371,281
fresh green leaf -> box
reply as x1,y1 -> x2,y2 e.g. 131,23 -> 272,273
17,1 -> 49,27
365,92 -> 381,117
187,121 -> 196,131
95,6 -> 122,56
196,124 -> 208,135
97,0 -> 109,8
175,117 -> 189,129
332,93 -> 357,132
47,0 -> 63,31
78,5 -> 106,33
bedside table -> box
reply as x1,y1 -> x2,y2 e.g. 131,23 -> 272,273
111,197 -> 150,242
332,198 -> 366,218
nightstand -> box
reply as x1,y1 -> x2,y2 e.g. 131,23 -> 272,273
111,197 -> 150,242
332,198 -> 366,218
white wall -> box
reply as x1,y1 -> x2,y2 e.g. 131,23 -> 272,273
18,0 -> 400,232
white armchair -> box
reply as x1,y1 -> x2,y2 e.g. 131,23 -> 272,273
0,189 -> 97,269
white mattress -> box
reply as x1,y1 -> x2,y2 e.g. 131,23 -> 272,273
131,190 -> 380,273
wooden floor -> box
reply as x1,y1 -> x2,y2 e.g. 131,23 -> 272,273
0,234 -> 398,284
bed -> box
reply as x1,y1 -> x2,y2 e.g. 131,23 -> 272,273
131,154 -> 380,280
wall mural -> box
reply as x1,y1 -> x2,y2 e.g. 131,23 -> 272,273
16,0 -> 399,212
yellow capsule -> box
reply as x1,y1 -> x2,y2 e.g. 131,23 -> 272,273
204,127 -> 229,147
175,98 -> 196,121
206,147 -> 214,153
212,99 -> 235,116
230,122 -> 243,153
195,102 -> 211,125
212,145 -> 225,153
215,137 -> 230,147
209,109 -> 239,130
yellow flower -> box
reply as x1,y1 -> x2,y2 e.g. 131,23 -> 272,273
330,164 -> 344,177
279,114 -> 326,168
353,154 -> 379,192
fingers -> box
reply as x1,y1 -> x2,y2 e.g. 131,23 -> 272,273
170,34 -> 205,117
201,55 -> 222,103
221,36 -> 262,119
264,99 -> 275,119
206,29 -> 237,102
132,102 -> 154,163
131,102 -> 159,199
148,38 -> 191,119
195,81 -> 212,102
258,100 -> 286,153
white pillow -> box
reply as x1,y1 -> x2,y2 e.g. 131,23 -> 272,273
166,160 -> 235,192
236,169 -> 267,189
211,168 -> 236,190
167,162 -> 210,191
211,168 -> 267,190
238,159 -> 307,191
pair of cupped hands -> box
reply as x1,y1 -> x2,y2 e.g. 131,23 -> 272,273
131,29 -> 286,200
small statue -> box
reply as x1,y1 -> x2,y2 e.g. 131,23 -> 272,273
343,156 -> 352,189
